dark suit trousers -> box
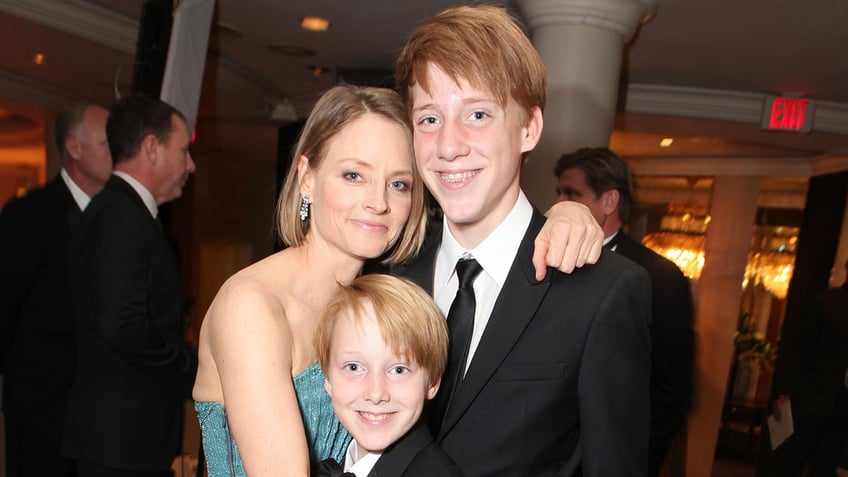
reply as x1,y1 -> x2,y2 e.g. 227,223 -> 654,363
3,380 -> 76,477
771,409 -> 848,477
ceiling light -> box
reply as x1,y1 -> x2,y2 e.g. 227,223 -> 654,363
301,16 -> 330,32
660,137 -> 674,147
307,65 -> 329,77
33,52 -> 45,65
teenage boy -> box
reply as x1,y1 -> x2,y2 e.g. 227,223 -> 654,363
392,5 -> 652,476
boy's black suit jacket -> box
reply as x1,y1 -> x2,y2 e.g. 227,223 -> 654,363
392,209 -> 652,476
313,422 -> 462,476
368,421 -> 462,476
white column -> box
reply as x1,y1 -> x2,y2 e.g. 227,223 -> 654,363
516,0 -> 657,209
688,176 -> 761,477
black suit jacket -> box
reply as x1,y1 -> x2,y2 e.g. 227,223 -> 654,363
608,232 -> 695,469
313,423 -> 462,477
368,421 -> 462,477
393,210 -> 652,476
63,175 -> 197,472
780,283 -> 848,417
0,177 -> 79,431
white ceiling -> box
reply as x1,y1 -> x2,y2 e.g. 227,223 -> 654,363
0,0 -> 846,162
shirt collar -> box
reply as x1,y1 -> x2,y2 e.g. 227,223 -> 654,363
59,168 -> 91,211
604,230 -> 619,250
344,440 -> 382,476
113,171 -> 158,218
438,190 -> 533,288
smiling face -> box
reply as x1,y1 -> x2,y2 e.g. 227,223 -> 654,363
299,113 -> 413,261
410,62 -> 542,248
324,304 -> 439,455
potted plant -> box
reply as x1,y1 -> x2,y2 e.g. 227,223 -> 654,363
731,312 -> 774,402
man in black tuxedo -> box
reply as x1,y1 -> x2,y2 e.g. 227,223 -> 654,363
769,261 -> 848,476
554,146 -> 695,476
63,93 -> 198,477
391,6 -> 652,475
0,103 -> 111,477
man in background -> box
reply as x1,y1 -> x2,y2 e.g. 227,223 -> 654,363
63,93 -> 197,477
0,104 -> 111,477
769,259 -> 848,476
554,146 -> 695,476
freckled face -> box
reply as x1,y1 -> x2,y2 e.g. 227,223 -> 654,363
323,306 -> 438,455
410,62 -> 541,245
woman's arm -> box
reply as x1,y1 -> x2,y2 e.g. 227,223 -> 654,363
207,279 -> 311,477
533,200 -> 603,279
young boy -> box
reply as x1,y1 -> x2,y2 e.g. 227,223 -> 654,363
313,274 -> 462,477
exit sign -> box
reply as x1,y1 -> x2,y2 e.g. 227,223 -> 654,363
762,96 -> 815,132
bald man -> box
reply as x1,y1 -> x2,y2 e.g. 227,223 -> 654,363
1,104 -> 112,477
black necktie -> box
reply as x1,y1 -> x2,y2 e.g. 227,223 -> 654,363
432,257 -> 483,434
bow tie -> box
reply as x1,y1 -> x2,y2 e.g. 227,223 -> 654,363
313,458 -> 356,477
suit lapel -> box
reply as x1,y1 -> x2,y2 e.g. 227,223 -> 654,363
613,232 -> 638,256
607,230 -> 641,257
368,422 -> 432,476
438,212 -> 551,439
51,178 -> 83,227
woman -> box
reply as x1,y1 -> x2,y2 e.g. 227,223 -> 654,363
192,84 -> 428,477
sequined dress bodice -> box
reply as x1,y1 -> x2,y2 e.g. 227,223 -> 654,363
195,362 -> 350,476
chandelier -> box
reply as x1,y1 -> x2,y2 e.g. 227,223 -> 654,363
642,205 -> 798,299
742,226 -> 798,299
744,252 -> 795,299
642,204 -> 710,280
642,232 -> 705,279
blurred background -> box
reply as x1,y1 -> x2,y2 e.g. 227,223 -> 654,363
1,1 -> 847,476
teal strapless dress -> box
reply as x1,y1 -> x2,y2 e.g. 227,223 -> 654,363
195,362 -> 351,476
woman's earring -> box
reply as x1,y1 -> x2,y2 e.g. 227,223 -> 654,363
300,195 -> 310,222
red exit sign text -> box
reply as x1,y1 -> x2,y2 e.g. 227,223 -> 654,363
762,96 -> 815,132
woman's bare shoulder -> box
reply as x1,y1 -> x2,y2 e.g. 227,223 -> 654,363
215,252 -> 293,307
